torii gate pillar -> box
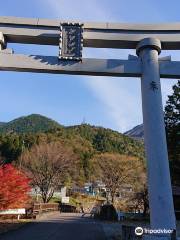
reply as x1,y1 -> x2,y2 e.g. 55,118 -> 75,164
136,38 -> 176,234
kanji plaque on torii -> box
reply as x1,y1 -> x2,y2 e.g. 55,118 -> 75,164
59,23 -> 83,60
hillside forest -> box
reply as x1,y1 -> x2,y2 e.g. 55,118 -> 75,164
0,80 -> 179,213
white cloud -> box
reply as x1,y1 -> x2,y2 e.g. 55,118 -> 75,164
45,0 -> 109,21
86,76 -> 142,132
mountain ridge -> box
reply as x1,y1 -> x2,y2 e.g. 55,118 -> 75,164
0,114 -> 145,164
124,124 -> 144,140
0,114 -> 144,140
0,114 -> 61,134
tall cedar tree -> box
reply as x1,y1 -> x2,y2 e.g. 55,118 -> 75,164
0,164 -> 30,210
164,80 -> 180,185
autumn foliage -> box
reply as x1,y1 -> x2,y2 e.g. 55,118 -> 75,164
0,164 -> 30,210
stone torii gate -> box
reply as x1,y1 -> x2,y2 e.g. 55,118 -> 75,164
0,16 -> 179,239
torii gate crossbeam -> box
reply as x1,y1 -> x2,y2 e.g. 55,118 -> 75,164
1,52 -> 180,79
0,16 -> 178,239
1,16 -> 180,49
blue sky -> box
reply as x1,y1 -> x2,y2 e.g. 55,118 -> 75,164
0,0 -> 179,132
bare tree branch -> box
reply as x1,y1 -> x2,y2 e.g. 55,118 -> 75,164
21,142 -> 77,203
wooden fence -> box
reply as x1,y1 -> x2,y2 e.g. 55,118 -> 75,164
26,203 -> 59,218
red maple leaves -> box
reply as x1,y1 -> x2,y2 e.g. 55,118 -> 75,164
0,164 -> 31,210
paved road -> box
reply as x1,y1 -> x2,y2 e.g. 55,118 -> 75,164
0,213 -> 106,240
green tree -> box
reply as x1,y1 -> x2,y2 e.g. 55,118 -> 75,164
0,135 -> 22,163
164,80 -> 180,185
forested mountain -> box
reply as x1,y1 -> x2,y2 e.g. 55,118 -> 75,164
66,124 -> 144,159
0,80 -> 178,201
0,114 -> 145,164
0,114 -> 61,134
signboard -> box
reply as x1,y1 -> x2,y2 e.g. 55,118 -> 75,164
0,208 -> 26,215
61,197 -> 70,204
59,23 -> 83,60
